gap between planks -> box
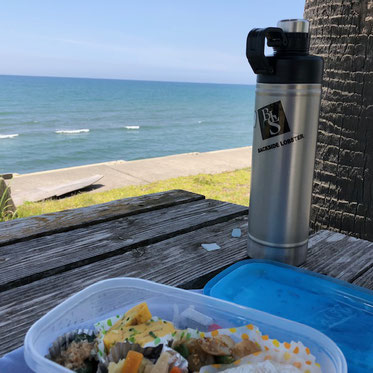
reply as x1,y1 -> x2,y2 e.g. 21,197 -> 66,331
301,230 -> 373,288
1,225 -> 372,355
0,215 -> 249,356
0,199 -> 248,292
0,189 -> 205,247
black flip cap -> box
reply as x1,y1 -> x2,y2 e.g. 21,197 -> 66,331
246,27 -> 323,84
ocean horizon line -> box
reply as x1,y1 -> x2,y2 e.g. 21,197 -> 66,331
0,74 -> 255,87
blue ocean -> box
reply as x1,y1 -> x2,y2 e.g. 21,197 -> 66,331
0,75 -> 255,174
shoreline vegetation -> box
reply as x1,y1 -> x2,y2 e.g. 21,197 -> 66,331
17,168 -> 251,219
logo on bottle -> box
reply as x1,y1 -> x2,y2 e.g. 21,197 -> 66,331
257,101 -> 290,140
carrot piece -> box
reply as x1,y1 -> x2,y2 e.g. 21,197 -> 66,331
170,367 -> 182,373
121,350 -> 143,373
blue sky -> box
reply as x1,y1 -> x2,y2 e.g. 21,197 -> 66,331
1,1 -> 305,84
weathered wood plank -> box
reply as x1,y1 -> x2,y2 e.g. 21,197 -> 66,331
352,266 -> 373,290
0,190 -> 204,246
0,199 -> 248,291
301,230 -> 373,286
0,215 -> 249,356
1,225 -> 372,356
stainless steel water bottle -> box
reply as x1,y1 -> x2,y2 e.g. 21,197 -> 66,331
246,19 -> 323,265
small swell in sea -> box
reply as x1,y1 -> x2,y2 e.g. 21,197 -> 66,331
124,126 -> 140,130
55,129 -> 90,134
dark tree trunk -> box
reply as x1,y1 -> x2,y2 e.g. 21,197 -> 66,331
304,0 -> 373,239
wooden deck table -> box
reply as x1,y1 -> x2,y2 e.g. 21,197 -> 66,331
0,189 -> 372,356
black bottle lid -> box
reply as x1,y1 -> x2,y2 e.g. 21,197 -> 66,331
246,19 -> 323,84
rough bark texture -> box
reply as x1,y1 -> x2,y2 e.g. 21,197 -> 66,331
304,0 -> 373,239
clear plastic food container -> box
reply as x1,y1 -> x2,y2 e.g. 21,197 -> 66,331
24,277 -> 347,373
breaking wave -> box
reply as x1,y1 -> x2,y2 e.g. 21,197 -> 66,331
0,134 -> 19,139
55,129 -> 90,134
124,126 -> 140,130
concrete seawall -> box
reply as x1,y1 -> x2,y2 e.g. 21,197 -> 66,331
8,147 -> 252,205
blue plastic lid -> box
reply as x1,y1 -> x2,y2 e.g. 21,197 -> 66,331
204,260 -> 373,373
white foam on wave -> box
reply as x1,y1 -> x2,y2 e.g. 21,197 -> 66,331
124,126 -> 140,130
55,129 -> 90,134
0,134 -> 19,139
198,120 -> 204,124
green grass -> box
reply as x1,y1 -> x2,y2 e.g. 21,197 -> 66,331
16,168 -> 251,218
0,183 -> 17,222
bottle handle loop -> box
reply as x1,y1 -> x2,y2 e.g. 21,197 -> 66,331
246,27 -> 287,75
